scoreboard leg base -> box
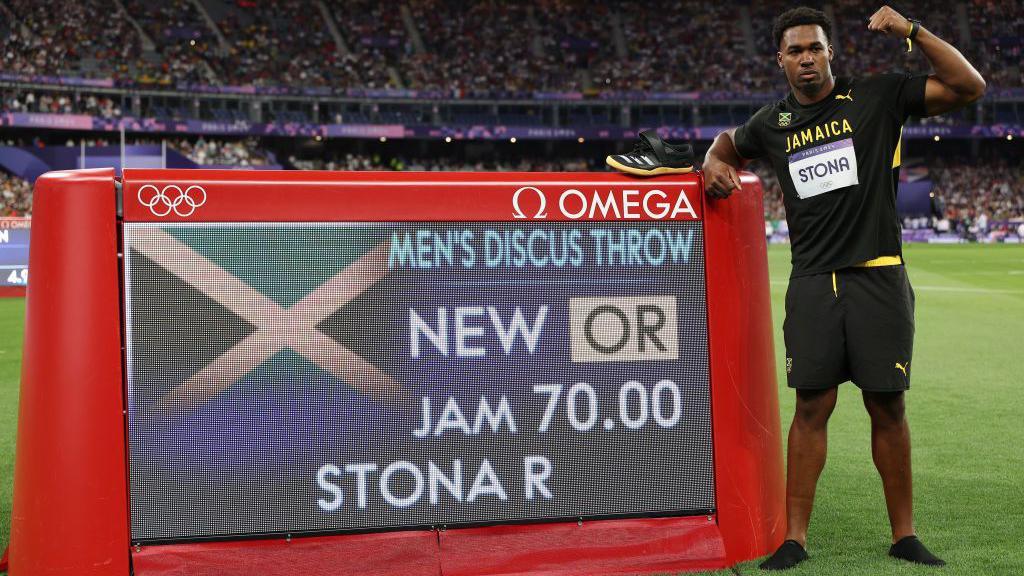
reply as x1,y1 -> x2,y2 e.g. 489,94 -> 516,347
440,516 -> 726,576
131,530 -> 440,576
132,516 -> 726,576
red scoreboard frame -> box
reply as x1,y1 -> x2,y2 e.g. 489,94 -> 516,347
8,168 -> 783,576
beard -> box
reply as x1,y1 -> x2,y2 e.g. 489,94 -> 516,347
792,69 -> 826,97
796,78 -> 824,96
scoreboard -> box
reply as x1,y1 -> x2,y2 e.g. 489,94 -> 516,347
124,221 -> 713,540
10,169 -> 783,576
0,217 -> 29,290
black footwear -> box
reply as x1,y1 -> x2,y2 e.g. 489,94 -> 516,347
606,129 -> 694,176
889,535 -> 946,566
759,540 -> 809,571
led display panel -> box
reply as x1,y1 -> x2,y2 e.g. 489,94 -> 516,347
123,221 -> 713,541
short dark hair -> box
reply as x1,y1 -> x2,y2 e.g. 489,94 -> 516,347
772,7 -> 833,49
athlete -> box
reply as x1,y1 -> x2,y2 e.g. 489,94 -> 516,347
702,5 -> 985,571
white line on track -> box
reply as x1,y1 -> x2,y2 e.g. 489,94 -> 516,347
939,270 -> 1024,275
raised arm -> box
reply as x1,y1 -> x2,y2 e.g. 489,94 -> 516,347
703,128 -> 746,199
867,5 -> 986,116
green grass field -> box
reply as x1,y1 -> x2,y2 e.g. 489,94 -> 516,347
1,244 -> 1022,574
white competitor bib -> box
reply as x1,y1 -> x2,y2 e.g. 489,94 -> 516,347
787,138 -> 859,199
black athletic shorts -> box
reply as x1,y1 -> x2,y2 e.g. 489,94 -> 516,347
784,264 -> 915,392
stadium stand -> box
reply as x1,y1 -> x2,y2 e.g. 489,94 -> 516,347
122,0 -> 216,85
329,0 -> 410,90
969,0 -> 1024,92
1,89 -> 121,118
0,0 -> 1022,240
408,0 -> 583,94
594,0 -> 748,92
204,0 -> 347,88
3,0 -> 1021,91
170,136 -> 272,166
931,155 -> 1024,223
287,152 -> 592,172
3,0 -> 150,82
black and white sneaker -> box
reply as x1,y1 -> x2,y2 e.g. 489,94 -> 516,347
606,129 -> 695,176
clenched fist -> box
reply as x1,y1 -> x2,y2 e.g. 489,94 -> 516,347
702,156 -> 743,199
867,5 -> 912,37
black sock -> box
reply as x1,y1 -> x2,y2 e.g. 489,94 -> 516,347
889,535 -> 946,566
759,540 -> 809,571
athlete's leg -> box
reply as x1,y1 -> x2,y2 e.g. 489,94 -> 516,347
764,271 -> 845,570
784,386 -> 839,545
862,390 -> 945,565
761,387 -> 838,570
862,390 -> 913,542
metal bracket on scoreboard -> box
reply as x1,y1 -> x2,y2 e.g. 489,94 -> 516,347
114,178 -> 123,218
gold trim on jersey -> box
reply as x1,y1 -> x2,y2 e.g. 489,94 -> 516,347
892,126 -> 904,168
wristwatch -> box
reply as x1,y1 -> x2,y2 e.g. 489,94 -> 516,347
905,18 -> 922,53
906,18 -> 922,40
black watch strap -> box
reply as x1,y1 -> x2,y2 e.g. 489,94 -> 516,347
907,18 -> 921,40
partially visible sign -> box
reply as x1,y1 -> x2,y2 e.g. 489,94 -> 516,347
0,218 -> 30,287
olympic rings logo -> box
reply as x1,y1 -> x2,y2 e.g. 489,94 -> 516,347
137,184 -> 207,217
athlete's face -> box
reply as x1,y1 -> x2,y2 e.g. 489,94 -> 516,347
777,25 -> 834,97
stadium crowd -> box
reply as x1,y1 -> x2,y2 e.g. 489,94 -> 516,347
2,0 -> 1022,93
968,0 -> 1024,91
288,152 -> 591,172
122,0 -> 215,85
328,0 -> 408,90
930,155 -> 1024,233
2,90 -> 122,118
170,137 -> 272,167
0,171 -> 32,217
1,1 -> 1022,238
408,0 -> 587,95
206,0 -> 347,88
593,1 -> 747,93
1,0 -> 148,83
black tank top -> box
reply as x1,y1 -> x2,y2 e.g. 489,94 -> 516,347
733,74 -> 928,276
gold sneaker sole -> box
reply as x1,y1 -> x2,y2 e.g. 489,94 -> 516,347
606,156 -> 694,177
